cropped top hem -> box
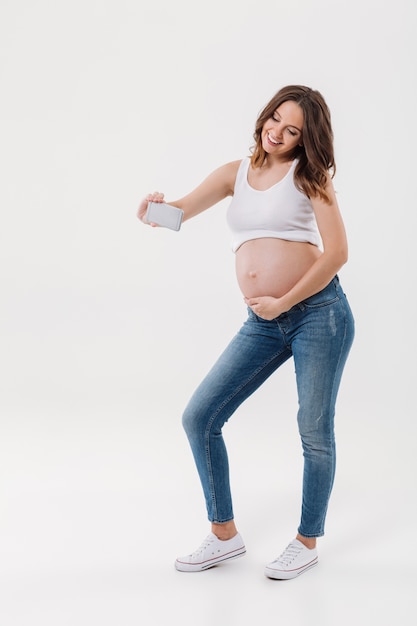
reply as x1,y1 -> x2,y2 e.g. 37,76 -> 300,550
232,232 -> 321,252
227,158 -> 322,253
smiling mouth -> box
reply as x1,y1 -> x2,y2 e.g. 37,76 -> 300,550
267,132 -> 281,145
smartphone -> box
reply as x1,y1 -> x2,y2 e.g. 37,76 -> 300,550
145,201 -> 184,231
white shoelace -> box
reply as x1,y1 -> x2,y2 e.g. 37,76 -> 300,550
189,534 -> 215,557
272,542 -> 302,566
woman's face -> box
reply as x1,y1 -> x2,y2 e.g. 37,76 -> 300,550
261,100 -> 304,160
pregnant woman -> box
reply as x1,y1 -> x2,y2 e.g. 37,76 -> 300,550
137,85 -> 355,580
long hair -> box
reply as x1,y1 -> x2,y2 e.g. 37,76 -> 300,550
251,85 -> 335,203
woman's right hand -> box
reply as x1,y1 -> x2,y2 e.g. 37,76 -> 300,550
137,192 -> 165,225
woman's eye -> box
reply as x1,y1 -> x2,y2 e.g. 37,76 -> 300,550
272,115 -> 279,122
287,129 -> 296,136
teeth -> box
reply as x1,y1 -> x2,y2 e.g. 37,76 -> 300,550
268,133 -> 280,145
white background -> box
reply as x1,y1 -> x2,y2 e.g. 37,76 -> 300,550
0,0 -> 416,624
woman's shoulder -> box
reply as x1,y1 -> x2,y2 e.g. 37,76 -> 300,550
209,159 -> 243,175
220,158 -> 247,180
222,158 -> 245,171
209,159 -> 245,191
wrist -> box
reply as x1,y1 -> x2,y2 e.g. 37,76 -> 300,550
275,295 -> 292,316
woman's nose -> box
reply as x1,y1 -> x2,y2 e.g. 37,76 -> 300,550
273,122 -> 283,137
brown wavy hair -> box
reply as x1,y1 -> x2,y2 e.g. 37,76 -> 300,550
250,85 -> 335,203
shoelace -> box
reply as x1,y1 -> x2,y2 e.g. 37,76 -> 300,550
272,542 -> 302,566
189,535 -> 215,557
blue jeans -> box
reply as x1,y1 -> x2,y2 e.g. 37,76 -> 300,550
182,276 -> 355,537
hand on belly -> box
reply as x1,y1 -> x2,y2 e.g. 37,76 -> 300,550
244,294 -> 284,320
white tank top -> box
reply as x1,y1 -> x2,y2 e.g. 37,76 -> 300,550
226,158 -> 322,252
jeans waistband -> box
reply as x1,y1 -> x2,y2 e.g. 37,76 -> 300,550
294,274 -> 340,312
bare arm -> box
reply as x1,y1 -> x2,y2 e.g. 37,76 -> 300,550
137,160 -> 241,224
245,176 -> 349,319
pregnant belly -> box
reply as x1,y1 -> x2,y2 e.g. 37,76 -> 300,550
235,238 -> 322,299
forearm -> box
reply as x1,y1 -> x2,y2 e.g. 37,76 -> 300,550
279,249 -> 347,312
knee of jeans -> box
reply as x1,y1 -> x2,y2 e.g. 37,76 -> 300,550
300,434 -> 334,458
181,407 -> 193,435
299,426 -> 335,457
298,411 -> 334,454
182,403 -> 203,438
182,400 -> 220,440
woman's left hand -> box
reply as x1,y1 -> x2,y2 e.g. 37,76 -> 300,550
244,296 -> 285,320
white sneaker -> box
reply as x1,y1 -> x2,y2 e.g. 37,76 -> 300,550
175,532 -> 246,572
265,538 -> 318,580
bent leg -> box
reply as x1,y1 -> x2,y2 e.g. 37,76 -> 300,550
182,311 -> 291,523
